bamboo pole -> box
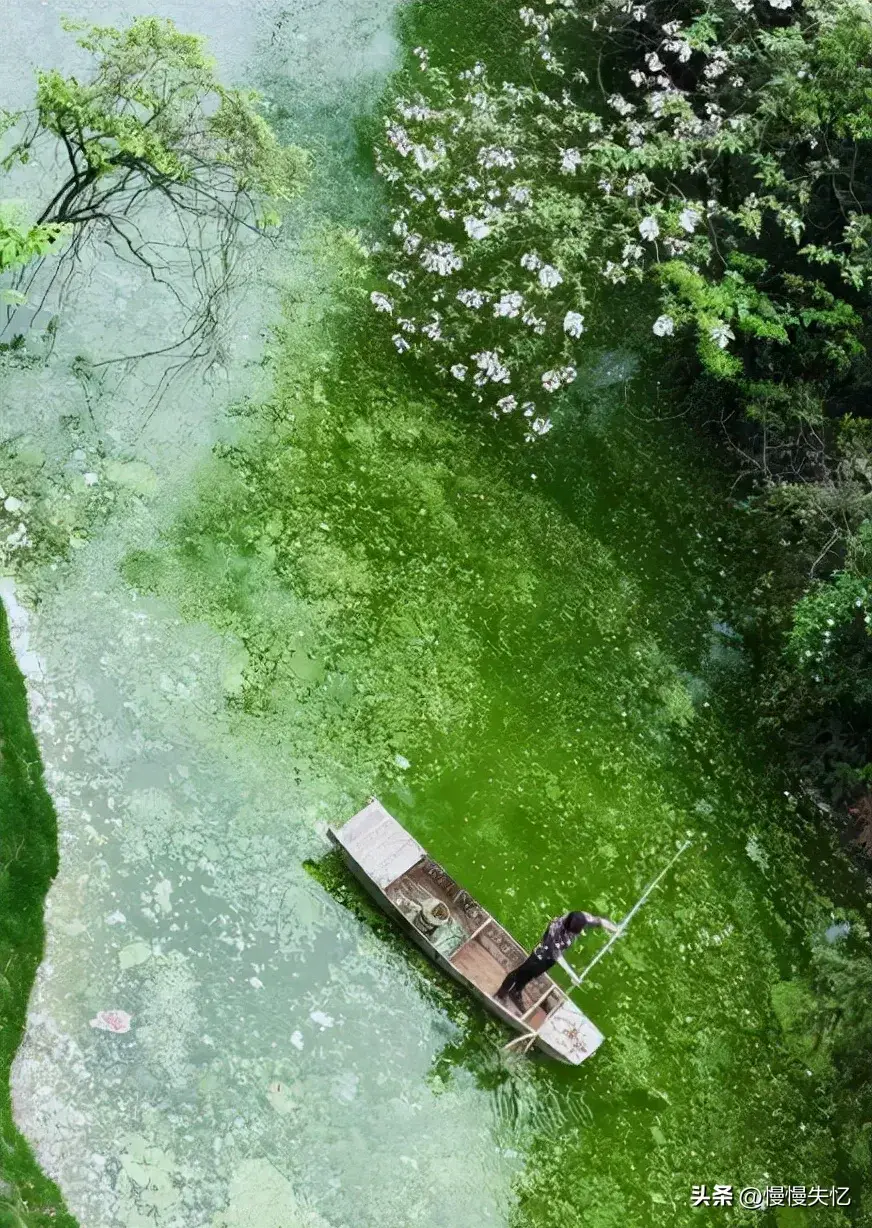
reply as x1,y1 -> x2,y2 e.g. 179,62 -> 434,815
500,840 -> 691,1058
567,839 -> 692,989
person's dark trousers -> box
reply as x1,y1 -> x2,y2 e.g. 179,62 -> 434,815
497,953 -> 554,1001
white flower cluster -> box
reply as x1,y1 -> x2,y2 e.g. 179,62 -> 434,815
369,0 -> 798,427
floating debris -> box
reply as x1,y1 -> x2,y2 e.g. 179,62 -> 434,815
309,1010 -> 334,1029
90,1010 -> 132,1033
290,1030 -> 305,1051
119,939 -> 152,969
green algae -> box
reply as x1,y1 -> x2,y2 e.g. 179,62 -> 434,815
116,215 -> 872,1225
0,602 -> 77,1228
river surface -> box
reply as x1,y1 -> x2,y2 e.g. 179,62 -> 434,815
2,1 -> 872,1227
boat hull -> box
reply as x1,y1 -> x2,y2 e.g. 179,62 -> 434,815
327,801 -> 604,1065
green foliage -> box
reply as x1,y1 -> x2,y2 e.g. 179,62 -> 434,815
0,205 -> 66,274
16,17 -> 308,222
368,0 -> 872,436
788,572 -> 872,684
0,605 -> 76,1227
0,16 -> 308,344
364,0 -> 872,815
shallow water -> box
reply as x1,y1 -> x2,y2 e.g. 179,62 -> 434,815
3,1 -> 872,1226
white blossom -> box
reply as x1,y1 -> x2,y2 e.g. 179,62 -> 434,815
421,317 -> 442,339
639,216 -> 660,241
704,59 -> 729,81
457,288 -> 488,308
411,145 -> 439,171
450,364 -> 468,380
541,365 -> 576,392
397,318 -> 417,333
560,147 -> 583,174
386,123 -> 413,156
645,53 -> 664,72
403,232 -> 422,255
630,70 -> 647,88
393,334 -> 410,353
463,216 -> 492,240
497,394 -> 517,413
598,178 -> 613,195
766,0 -> 792,7
652,314 -> 675,337
477,145 -> 517,169
521,402 -> 536,417
508,185 -> 532,204
563,310 -> 585,338
396,101 -> 438,122
387,270 -> 408,288
520,252 -> 542,271
710,322 -> 736,349
392,218 -> 409,237
538,264 -> 563,289
472,350 -> 511,385
679,207 -> 702,233
420,242 -> 463,275
663,38 -> 693,62
370,291 -> 393,313
494,290 -> 525,318
530,417 -> 553,436
607,93 -> 635,117
521,310 -> 547,334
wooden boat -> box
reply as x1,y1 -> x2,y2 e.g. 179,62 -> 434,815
328,799 -> 604,1065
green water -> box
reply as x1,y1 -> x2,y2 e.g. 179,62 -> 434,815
5,0 -> 872,1224
123,212 -> 872,1225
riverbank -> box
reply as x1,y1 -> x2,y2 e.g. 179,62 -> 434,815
0,595 -> 76,1227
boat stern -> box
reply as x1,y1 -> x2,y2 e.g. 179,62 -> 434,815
536,1000 -> 604,1065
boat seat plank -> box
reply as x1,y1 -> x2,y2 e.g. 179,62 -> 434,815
450,939 -> 507,995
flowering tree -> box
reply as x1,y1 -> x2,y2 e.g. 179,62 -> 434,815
369,0 -> 872,445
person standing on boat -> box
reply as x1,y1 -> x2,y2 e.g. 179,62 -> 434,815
496,911 -> 620,1012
